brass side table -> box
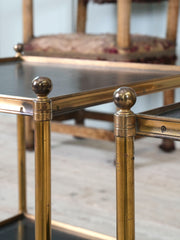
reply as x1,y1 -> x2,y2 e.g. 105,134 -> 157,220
0,52 -> 180,240
114,87 -> 180,240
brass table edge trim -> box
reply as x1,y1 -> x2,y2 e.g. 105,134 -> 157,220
20,55 -> 180,73
0,56 -> 20,63
136,113 -> 180,123
25,213 -> 115,240
0,96 -> 34,116
51,75 -> 180,116
138,102 -> 180,116
0,213 -> 24,227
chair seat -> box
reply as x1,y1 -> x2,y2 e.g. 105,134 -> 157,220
24,33 -> 176,63
87,0 -> 166,3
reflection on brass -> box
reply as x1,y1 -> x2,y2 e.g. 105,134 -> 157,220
32,77 -> 52,240
32,77 -> 52,121
18,219 -> 24,240
114,87 -> 136,240
32,76 -> 52,97
17,115 -> 27,214
0,97 -> 33,116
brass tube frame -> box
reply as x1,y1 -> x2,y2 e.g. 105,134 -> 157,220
33,78 -> 52,240
114,88 -> 136,240
17,115 -> 27,214
34,119 -> 51,240
115,114 -> 135,240
115,136 -> 135,240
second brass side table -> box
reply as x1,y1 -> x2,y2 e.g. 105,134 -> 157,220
114,87 -> 180,240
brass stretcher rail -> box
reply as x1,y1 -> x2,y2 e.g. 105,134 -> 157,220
136,102 -> 180,140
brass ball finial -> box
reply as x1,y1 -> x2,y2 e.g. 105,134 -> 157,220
14,43 -> 24,54
32,76 -> 52,97
113,87 -> 136,110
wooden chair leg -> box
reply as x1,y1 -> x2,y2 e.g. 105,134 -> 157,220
159,89 -> 175,152
117,0 -> 131,48
166,0 -> 179,42
25,116 -> 34,150
159,0 -> 179,152
77,0 -> 88,33
23,0 -> 34,42
75,110 -> 85,125
74,110 -> 85,139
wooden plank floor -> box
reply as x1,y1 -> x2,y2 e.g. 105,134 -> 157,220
0,114 -> 180,240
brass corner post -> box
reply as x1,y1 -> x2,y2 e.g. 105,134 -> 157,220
15,43 -> 26,214
114,87 -> 136,240
14,43 -> 24,58
17,114 -> 27,214
32,76 -> 53,240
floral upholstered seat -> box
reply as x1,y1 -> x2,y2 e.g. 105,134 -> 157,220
90,0 -> 166,3
24,0 -> 177,65
24,33 -> 176,64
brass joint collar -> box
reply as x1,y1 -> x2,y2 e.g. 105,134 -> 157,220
114,110 -> 136,137
33,98 -> 52,121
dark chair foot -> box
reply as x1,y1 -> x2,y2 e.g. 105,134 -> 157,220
25,142 -> 34,151
159,139 -> 175,152
74,136 -> 84,140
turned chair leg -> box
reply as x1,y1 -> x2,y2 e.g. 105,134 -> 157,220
159,89 -> 175,152
77,0 -> 88,33
74,110 -> 85,139
160,0 -> 180,152
117,0 -> 131,49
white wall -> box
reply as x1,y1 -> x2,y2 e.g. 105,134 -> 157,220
86,1 -> 167,37
0,0 -> 74,57
0,0 -> 180,113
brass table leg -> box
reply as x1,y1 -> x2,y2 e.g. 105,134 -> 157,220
32,76 -> 52,240
14,44 -> 35,151
17,115 -> 27,214
34,119 -> 51,240
114,87 -> 136,240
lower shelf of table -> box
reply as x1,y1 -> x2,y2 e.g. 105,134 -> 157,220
0,214 -> 113,240
0,217 -> 85,240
